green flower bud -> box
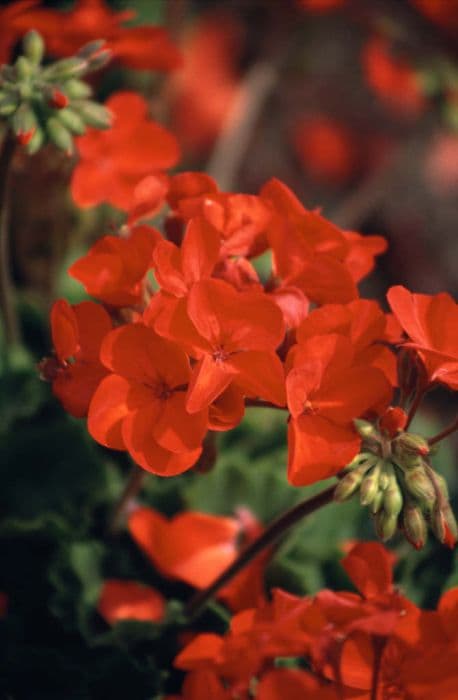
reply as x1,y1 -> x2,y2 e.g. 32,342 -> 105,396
404,467 -> 436,507
57,107 -> 86,135
26,126 -> 45,155
0,92 -> 18,116
15,56 -> 33,81
383,472 -> 403,518
360,463 -> 381,506
354,419 -> 378,439
76,40 -> 106,60
334,464 -> 369,502
12,103 -> 37,138
394,432 -> 430,458
72,100 -> 112,129
370,489 -> 385,515
402,503 -> 427,550
431,503 -> 457,547
374,510 -> 398,542
63,79 -> 92,100
43,57 -> 88,80
46,117 -> 74,154
86,49 -> 112,73
23,31 -> 45,66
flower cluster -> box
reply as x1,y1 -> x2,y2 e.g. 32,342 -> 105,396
43,159 -> 458,548
158,541 -> 457,699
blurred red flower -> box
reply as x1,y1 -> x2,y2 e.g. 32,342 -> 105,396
71,91 -> 180,210
98,579 -> 166,625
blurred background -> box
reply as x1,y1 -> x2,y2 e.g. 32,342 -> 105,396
0,0 -> 457,697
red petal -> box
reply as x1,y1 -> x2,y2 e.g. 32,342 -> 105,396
153,391 -> 208,452
230,351 -> 286,406
342,542 -> 393,598
186,354 -> 237,413
50,299 -> 79,361
98,579 -> 165,625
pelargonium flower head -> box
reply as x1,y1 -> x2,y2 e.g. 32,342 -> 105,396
87,324 -> 207,475
42,299 -> 112,417
71,91 -> 180,210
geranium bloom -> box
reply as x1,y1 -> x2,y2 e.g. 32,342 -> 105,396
292,116 -> 359,185
97,580 -> 165,625
87,324 -> 207,475
45,299 -> 112,418
387,285 -> 458,390
260,179 -> 358,304
411,0 -> 458,34
286,334 -> 391,485
128,506 -> 268,612
71,91 -> 180,210
169,13 -> 243,154
362,36 -> 426,116
151,278 -> 286,413
9,0 -> 182,71
296,299 -> 398,385
69,225 -> 162,307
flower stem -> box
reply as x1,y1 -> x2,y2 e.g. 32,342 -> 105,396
108,463 -> 147,535
185,482 -> 337,619
428,417 -> 458,447
405,388 -> 426,430
0,130 -> 20,346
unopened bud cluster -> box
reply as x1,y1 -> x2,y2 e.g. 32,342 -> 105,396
335,417 -> 457,549
0,31 -> 112,154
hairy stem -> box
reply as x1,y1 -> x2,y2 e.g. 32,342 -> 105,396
185,483 -> 337,619
405,388 -> 426,430
108,463 -> 147,535
428,417 -> 458,447
0,131 -> 20,346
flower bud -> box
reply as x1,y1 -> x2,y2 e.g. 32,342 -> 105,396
0,92 -> 18,116
334,465 -> 367,502
12,103 -> 37,144
86,49 -> 112,72
379,407 -> 408,438
370,489 -> 385,514
431,504 -> 457,548
26,126 -> 45,154
23,30 -> 45,65
46,117 -> 74,154
354,419 -> 378,439
404,467 -> 436,507
15,56 -> 33,81
374,510 -> 398,542
394,432 -> 430,458
76,39 -> 106,60
57,107 -> 86,135
63,79 -> 92,100
402,503 -> 427,550
43,57 -> 88,80
383,473 -> 403,518
49,88 -> 69,110
360,463 -> 381,506
72,100 -> 112,129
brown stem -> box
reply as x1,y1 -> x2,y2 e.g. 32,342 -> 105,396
108,463 -> 147,535
185,483 -> 337,619
428,418 -> 458,447
0,130 -> 20,346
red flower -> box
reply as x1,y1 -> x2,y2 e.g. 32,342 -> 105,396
260,179 -> 358,304
71,91 -> 180,210
342,231 -> 387,284
362,36 -> 426,116
152,278 -> 286,413
87,324 -> 207,475
169,13 -> 243,154
97,579 -> 165,625
10,0 -> 182,71
286,334 -> 391,485
47,299 -> 111,417
292,116 -> 359,185
128,506 -> 268,612
69,225 -> 162,307
387,285 -> 458,390
411,0 -> 458,34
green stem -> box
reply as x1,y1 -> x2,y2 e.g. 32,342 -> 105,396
185,483 -> 337,619
0,130 -> 20,346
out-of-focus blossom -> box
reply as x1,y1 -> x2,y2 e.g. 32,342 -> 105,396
292,116 -> 360,185
169,13 -> 244,155
98,579 -> 166,625
362,36 -> 426,116
411,0 -> 458,34
71,91 -> 180,210
424,132 -> 458,195
7,0 -> 182,71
